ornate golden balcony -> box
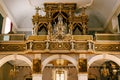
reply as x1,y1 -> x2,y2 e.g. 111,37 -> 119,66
0,34 -> 119,54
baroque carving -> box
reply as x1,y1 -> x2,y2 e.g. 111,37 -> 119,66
32,42 -> 46,50
0,43 -> 26,51
78,58 -> 87,73
32,3 -> 88,41
49,42 -> 71,50
1,3 -> 120,54
74,42 -> 88,50
95,44 -> 120,51
33,59 -> 42,73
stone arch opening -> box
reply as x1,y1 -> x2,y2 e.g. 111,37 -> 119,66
88,54 -> 120,67
0,54 -> 32,80
88,54 -> 120,80
42,54 -> 78,71
42,54 -> 78,80
0,54 -> 32,68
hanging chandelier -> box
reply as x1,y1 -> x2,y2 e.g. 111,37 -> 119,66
9,64 -> 19,77
9,55 -> 19,79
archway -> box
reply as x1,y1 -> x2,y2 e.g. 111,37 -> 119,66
88,54 -> 120,67
42,54 -> 78,80
0,54 -> 32,80
88,54 -> 120,80
0,54 -> 32,68
42,54 -> 78,71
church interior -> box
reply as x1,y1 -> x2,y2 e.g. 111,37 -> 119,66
0,0 -> 120,80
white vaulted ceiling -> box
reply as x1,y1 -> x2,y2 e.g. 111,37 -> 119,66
0,0 -> 120,32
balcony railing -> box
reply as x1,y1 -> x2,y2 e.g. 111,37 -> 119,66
0,34 -> 120,53
0,34 -> 25,41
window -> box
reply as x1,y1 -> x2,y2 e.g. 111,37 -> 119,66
4,17 -> 11,34
118,14 -> 120,32
3,35 -> 9,41
0,14 -> 3,34
53,69 -> 67,80
56,70 -> 65,80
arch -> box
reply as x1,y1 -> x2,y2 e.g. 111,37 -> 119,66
0,54 -> 32,68
88,54 -> 120,68
42,54 -> 78,71
38,23 -> 48,35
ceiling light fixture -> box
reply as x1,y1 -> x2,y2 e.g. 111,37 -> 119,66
9,55 -> 19,79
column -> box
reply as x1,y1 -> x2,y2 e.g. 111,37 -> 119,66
88,40 -> 92,50
78,54 -> 88,80
30,41 -> 33,50
88,40 -> 94,51
32,54 -> 42,80
70,40 -> 75,51
45,40 -> 49,51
